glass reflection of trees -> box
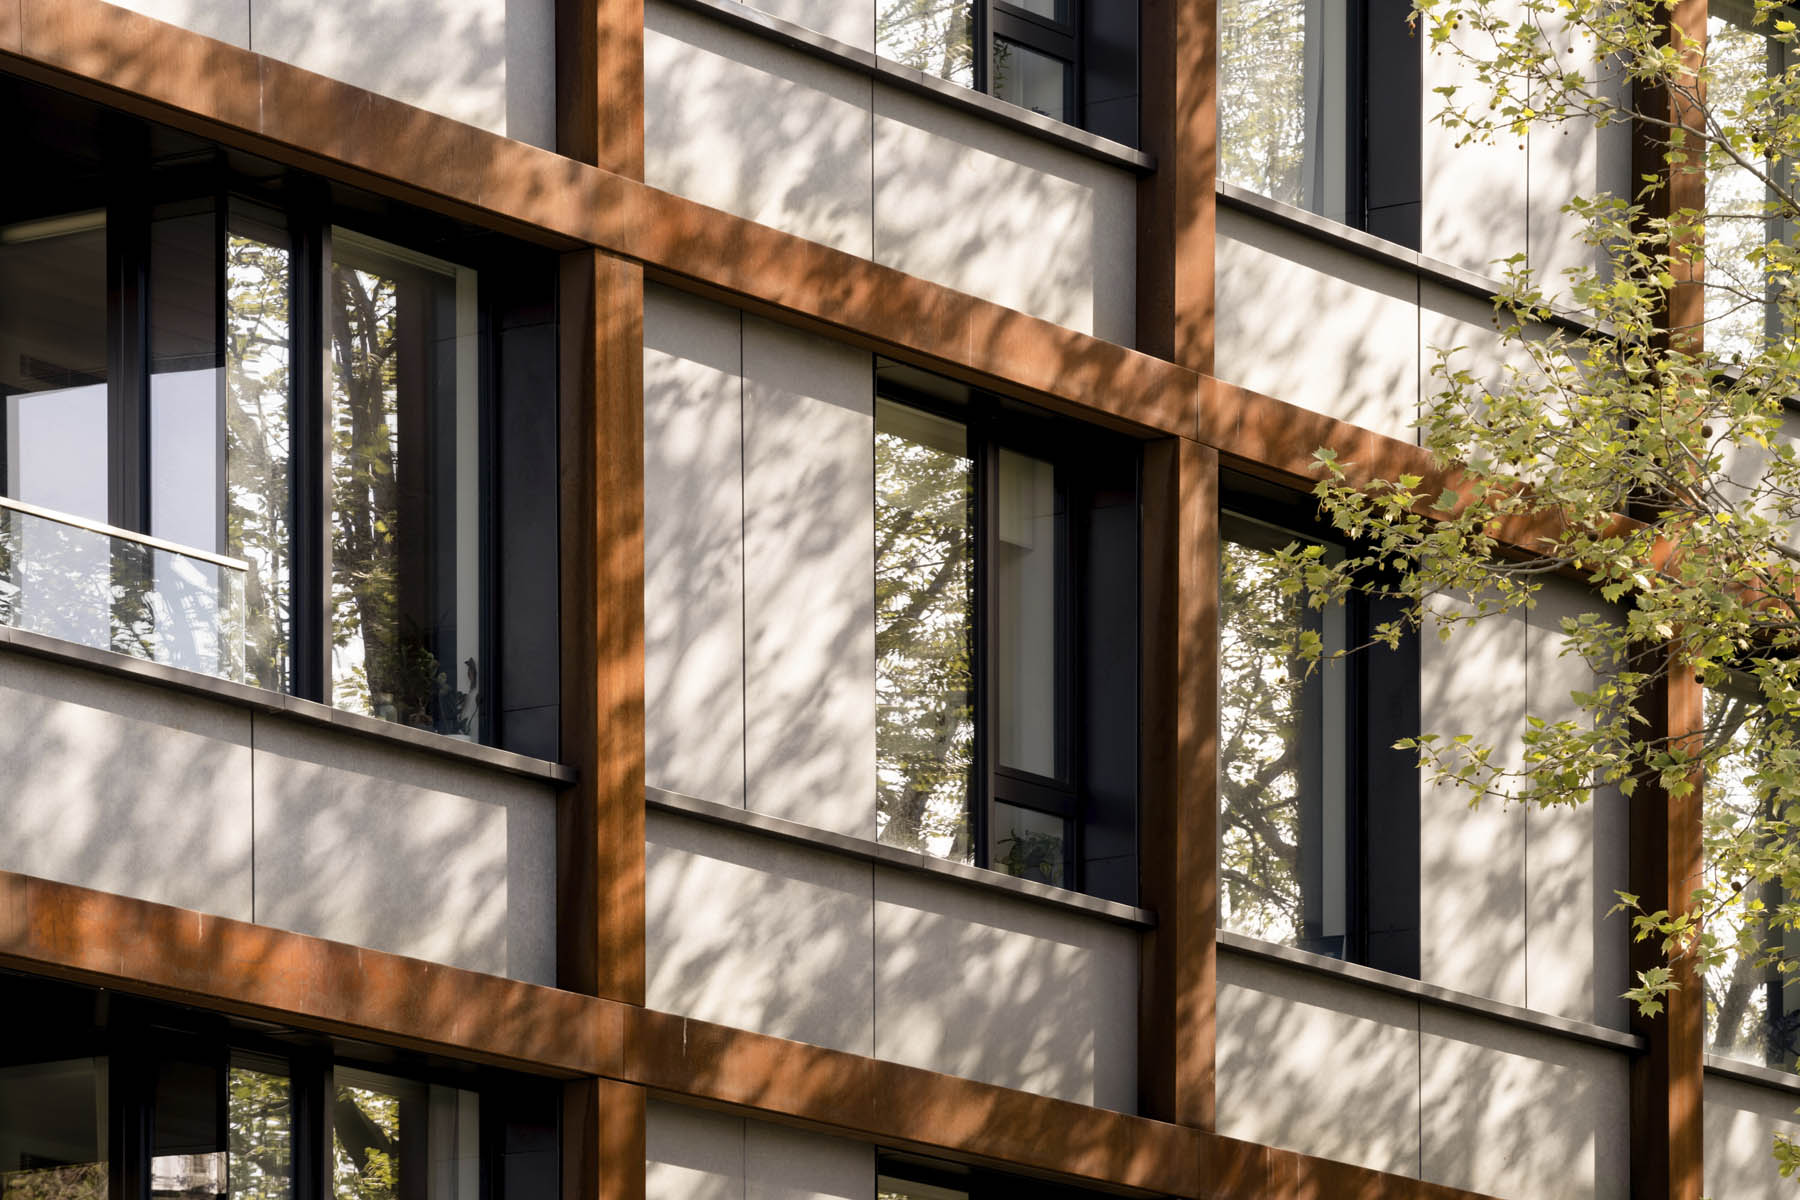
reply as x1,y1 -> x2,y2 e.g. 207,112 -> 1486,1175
1218,535 -> 1310,944
875,402 -> 976,862
1218,0 -> 1310,205
876,0 -> 976,88
1704,10 -> 1786,361
226,232 -> 294,694
1703,687 -> 1800,1069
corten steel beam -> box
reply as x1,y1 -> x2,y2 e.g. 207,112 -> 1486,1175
1137,439 -> 1219,1129
1136,0 -> 1215,373
555,0 -> 643,175
0,869 -> 1515,1200
1629,4 -> 1708,1198
558,249 -> 648,1008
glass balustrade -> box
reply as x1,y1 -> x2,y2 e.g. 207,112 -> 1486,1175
0,496 -> 248,682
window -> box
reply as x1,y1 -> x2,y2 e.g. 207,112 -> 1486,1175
878,1151 -> 1117,1198
0,76 -> 559,753
0,972 -> 559,1200
1217,496 -> 1420,974
1216,0 -> 1421,247
1705,1 -> 1796,360
1703,683 -> 1800,1069
874,2 -> 1138,142
872,364 -> 1139,902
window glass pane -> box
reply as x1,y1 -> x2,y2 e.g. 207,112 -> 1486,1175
228,1063 -> 293,1200
875,398 -> 975,863
227,222 -> 294,693
0,211 -> 109,522
1008,0 -> 1068,22
333,1069 -> 478,1200
877,0 -> 976,88
1217,0 -> 1351,222
989,800 -> 1066,886
151,206 -> 223,556
328,230 -> 481,736
994,448 -> 1060,779
1705,11 -> 1778,360
154,1057 -> 223,1200
1218,522 -> 1348,955
1702,686 -> 1800,1069
992,39 -> 1069,122
0,1056 -> 108,1200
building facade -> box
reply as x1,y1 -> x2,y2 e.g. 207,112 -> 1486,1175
0,0 -> 1786,1197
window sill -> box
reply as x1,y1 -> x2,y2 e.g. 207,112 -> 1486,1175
647,786 -> 1157,928
1216,181 -> 1606,335
0,623 -> 578,787
1705,1053 -> 1800,1093
656,0 -> 1156,175
1218,929 -> 1647,1054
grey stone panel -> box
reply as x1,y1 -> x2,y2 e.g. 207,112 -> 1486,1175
1705,1076 -> 1800,1200
1419,594 -> 1528,1006
250,715 -> 557,983
1419,3 -> 1528,274
646,1101 -> 743,1200
645,0 -> 876,257
645,812 -> 877,1056
108,0 -> 250,45
643,284 -> 747,809
1215,204 -> 1420,442
0,652 -> 253,919
871,865 -> 1138,1110
1419,1005 -> 1630,1200
250,0 -> 555,146
1216,953 -> 1421,1177
741,316 -> 877,838
872,83 -> 1137,344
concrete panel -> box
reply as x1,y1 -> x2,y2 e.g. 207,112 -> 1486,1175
750,0 -> 873,51
647,1101 -> 743,1200
1215,205 -> 1419,441
108,0 -> 249,45
741,317 -> 877,837
645,812 -> 876,1054
1418,280 -> 1536,439
0,654 -> 252,919
1525,579 -> 1629,1030
872,866 -> 1138,1109
1718,407 -> 1800,554
250,0 -> 555,146
251,716 -> 556,983
1525,13 -> 1632,306
1705,1076 -> 1800,1200
645,1 -> 874,256
745,1122 -> 873,1200
644,284 -> 746,807
1420,3 -> 1528,274
1420,1006 -> 1630,1199
1419,594 -> 1527,1006
1216,953 -> 1420,1177
872,84 -> 1136,344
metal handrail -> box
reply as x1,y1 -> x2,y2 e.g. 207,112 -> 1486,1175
0,494 -> 251,572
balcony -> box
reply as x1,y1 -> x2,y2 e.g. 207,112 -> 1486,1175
0,496 -> 247,683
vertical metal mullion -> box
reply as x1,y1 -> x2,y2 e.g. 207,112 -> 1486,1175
974,414 -> 996,870
289,195 -> 329,703
1055,455 -> 1079,888
1348,0 -> 1371,232
977,0 -> 995,95
214,185 -> 229,557
107,170 -> 149,533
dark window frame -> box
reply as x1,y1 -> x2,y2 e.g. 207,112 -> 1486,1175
1217,476 -> 1420,976
0,78 -> 561,755
874,374 -> 1139,901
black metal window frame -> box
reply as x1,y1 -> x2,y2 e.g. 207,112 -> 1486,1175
972,0 -> 1083,121
876,382 -> 1095,891
0,159 -> 505,740
3,970 -> 557,1200
1218,476 -> 1421,977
